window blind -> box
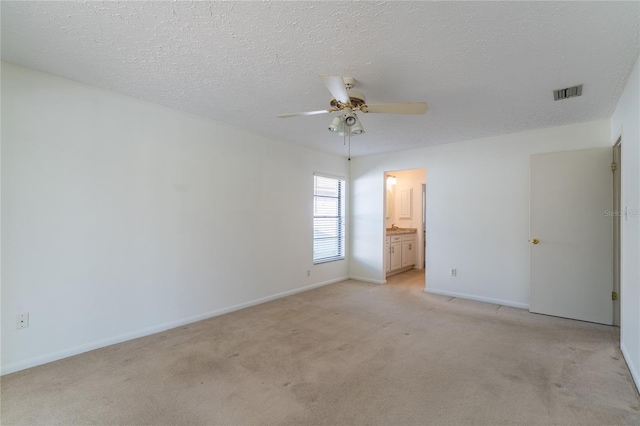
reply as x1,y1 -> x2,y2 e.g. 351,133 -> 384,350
313,174 -> 345,264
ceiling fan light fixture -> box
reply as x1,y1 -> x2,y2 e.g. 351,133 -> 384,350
343,107 -> 357,126
350,114 -> 365,135
328,116 -> 344,133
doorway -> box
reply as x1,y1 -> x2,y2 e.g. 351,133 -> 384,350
384,168 -> 426,278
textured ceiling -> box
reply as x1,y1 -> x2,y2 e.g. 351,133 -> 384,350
2,1 -> 639,157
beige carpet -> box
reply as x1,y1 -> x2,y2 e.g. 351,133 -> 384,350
2,270 -> 639,425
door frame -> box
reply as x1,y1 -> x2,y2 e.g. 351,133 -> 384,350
422,183 -> 426,269
613,138 -> 621,326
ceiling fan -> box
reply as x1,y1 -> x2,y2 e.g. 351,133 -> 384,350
277,74 -> 428,136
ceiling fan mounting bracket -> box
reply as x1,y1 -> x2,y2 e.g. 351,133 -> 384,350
343,77 -> 356,90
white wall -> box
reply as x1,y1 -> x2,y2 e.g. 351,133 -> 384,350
1,63 -> 349,374
611,56 -> 640,392
350,120 -> 611,308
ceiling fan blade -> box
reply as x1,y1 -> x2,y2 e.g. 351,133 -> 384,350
277,110 -> 333,118
360,102 -> 428,115
319,74 -> 351,104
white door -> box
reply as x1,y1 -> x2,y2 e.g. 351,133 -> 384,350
530,147 -> 613,325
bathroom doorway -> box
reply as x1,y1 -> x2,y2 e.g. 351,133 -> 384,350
384,168 -> 426,278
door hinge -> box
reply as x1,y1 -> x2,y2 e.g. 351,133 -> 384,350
611,162 -> 618,172
612,291 -> 618,301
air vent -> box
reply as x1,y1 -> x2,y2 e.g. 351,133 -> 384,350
554,85 -> 583,101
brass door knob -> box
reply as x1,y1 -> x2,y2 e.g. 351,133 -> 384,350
531,238 -> 540,245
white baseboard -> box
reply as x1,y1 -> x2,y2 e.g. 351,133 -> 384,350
621,342 -> 640,394
424,287 -> 529,310
1,276 -> 347,376
349,275 -> 386,285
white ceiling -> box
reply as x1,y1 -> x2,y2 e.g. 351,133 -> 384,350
2,1 -> 639,158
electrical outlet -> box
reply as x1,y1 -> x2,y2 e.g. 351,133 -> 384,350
17,313 -> 29,329
450,268 -> 457,277
307,270 -> 311,277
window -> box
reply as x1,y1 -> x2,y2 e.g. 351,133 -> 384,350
313,174 -> 346,264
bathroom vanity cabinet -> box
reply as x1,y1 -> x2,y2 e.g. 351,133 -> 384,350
385,230 -> 416,276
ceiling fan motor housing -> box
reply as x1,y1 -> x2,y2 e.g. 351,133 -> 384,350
330,89 -> 366,109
